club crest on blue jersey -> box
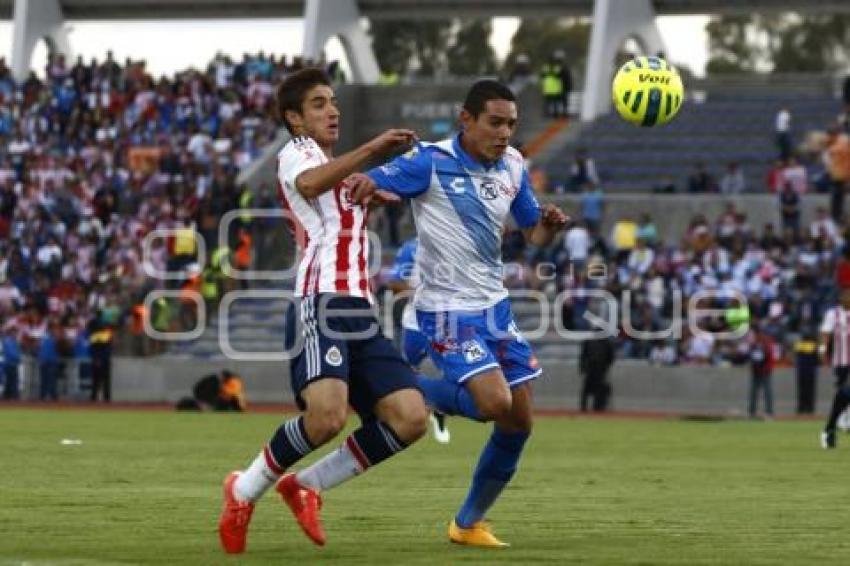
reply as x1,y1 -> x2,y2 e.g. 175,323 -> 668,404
462,340 -> 486,363
479,180 -> 499,200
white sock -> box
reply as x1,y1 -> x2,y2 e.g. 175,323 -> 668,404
296,443 -> 364,491
234,451 -> 281,502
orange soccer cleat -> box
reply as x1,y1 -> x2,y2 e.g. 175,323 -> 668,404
276,473 -> 326,546
218,471 -> 255,554
448,519 -> 510,548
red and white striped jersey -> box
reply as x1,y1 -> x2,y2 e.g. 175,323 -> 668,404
820,306 -> 850,367
276,136 -> 371,300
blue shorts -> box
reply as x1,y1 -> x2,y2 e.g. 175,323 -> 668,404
401,326 -> 431,367
284,294 -> 419,420
416,298 -> 542,388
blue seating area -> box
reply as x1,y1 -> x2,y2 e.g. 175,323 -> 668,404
545,75 -> 842,192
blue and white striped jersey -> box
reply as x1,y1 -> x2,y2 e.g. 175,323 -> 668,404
368,134 -> 540,311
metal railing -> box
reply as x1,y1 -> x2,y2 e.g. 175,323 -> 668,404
14,356 -> 93,401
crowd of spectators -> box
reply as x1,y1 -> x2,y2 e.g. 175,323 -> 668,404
0,50 -> 343,397
495,197 -> 844,367
482,78 -> 850,368
4,46 -> 850,400
494,94 -> 850,367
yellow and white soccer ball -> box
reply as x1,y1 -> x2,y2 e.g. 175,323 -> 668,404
612,56 -> 684,127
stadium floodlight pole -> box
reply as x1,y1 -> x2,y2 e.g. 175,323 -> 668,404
582,0 -> 665,122
11,0 -> 73,82
302,0 -> 379,83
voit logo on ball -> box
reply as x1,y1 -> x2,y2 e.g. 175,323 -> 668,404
612,55 -> 684,127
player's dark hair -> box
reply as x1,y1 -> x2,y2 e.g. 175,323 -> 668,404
276,68 -> 333,134
463,80 -> 516,119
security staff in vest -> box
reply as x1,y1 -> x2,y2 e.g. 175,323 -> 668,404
794,328 -> 819,414
540,53 -> 564,119
238,186 -> 253,231
555,50 -> 572,118
171,218 -> 198,275
88,313 -> 114,402
201,264 -> 222,309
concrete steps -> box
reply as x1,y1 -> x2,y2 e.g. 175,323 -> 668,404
543,74 -> 841,192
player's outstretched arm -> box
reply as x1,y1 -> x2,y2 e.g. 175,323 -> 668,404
365,143 -> 433,199
523,203 -> 569,247
295,129 -> 417,199
345,173 -> 400,206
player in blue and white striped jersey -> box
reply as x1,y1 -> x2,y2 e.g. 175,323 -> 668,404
365,80 -> 568,547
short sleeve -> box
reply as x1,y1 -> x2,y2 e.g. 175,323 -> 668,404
510,169 -> 541,229
821,308 -> 836,334
278,137 -> 325,192
367,143 -> 432,197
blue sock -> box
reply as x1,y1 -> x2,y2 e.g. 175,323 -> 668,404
417,374 -> 483,421
456,428 -> 529,528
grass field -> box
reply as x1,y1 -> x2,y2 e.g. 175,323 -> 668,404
1,409 -> 850,565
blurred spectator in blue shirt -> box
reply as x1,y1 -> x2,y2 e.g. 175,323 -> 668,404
1,329 -> 21,400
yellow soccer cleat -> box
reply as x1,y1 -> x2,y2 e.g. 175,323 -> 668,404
448,519 -> 510,548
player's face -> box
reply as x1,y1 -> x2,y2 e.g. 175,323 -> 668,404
462,99 -> 518,162
290,84 -> 340,147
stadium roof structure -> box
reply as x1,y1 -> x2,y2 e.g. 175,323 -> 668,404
6,0 -> 849,119
1,0 -> 849,20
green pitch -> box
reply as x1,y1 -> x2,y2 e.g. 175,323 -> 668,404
1,409 -> 849,565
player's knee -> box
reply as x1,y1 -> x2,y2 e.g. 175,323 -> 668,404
506,412 -> 533,434
305,404 -> 348,444
476,393 -> 513,422
384,399 -> 429,444
402,403 -> 430,442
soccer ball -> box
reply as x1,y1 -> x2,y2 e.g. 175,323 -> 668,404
612,56 -> 684,127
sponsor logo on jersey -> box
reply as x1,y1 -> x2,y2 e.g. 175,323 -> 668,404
403,146 -> 419,160
431,338 -> 459,355
380,163 -> 402,176
499,183 -> 519,198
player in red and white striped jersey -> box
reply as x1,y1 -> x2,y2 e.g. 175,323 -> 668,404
819,289 -> 850,448
219,68 -> 430,553
278,134 -> 372,298
819,294 -> 850,374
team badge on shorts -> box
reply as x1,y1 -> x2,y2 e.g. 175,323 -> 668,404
325,346 -> 343,367
462,340 -> 486,363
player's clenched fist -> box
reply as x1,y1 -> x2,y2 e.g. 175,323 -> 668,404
366,129 -> 418,158
540,203 -> 569,229
346,172 -> 376,204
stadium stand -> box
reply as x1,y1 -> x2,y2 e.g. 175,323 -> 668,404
545,74 -> 839,192
3,41 -> 850,404
0,50 -> 336,393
